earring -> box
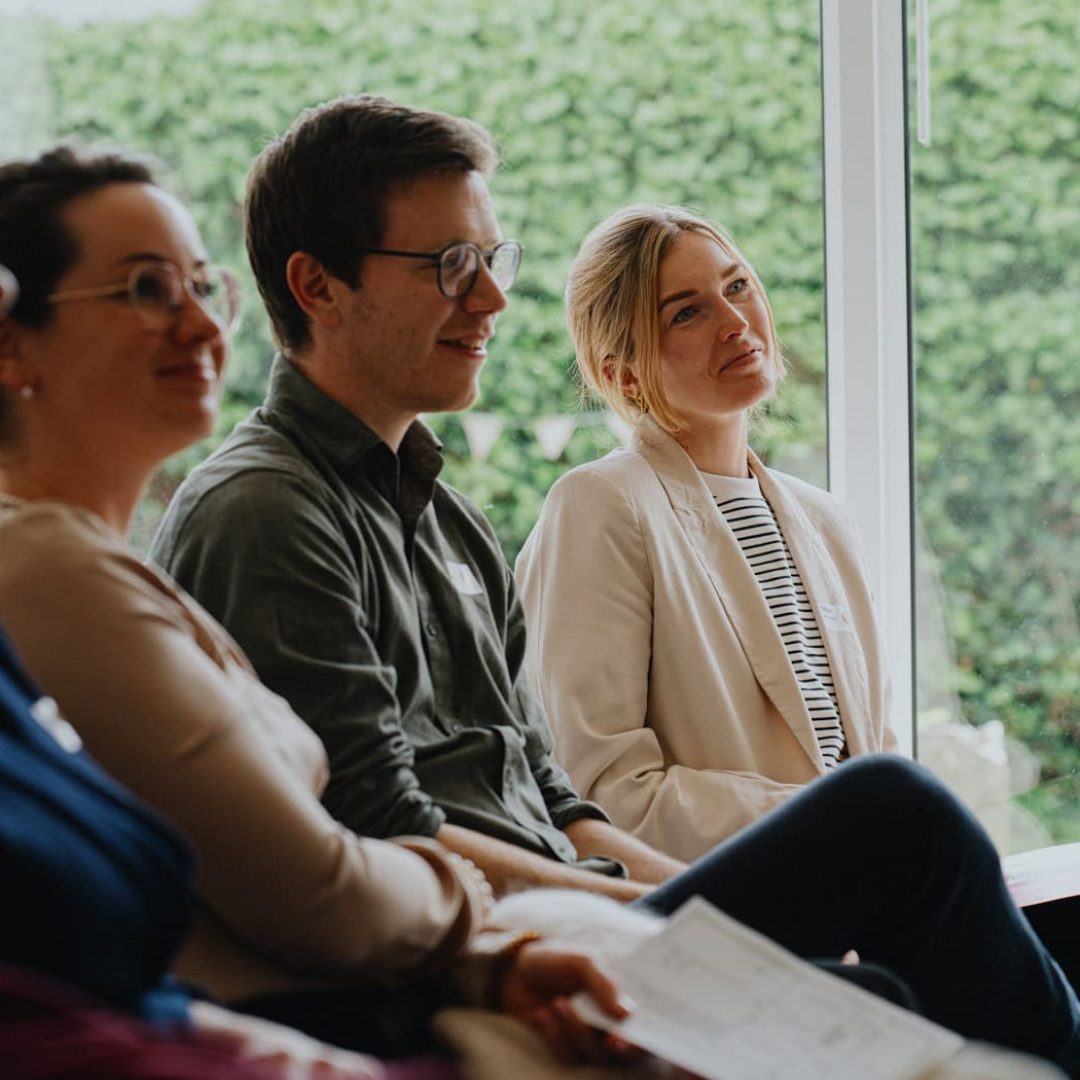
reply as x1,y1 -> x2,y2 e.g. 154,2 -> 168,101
18,384 -> 35,401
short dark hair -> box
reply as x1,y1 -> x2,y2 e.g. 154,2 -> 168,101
245,94 -> 499,355
0,145 -> 155,328
0,145 -> 156,448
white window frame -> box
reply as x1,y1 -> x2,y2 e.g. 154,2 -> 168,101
820,0 -> 915,754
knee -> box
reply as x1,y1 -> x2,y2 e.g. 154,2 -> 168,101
829,756 -> 994,857
830,754 -> 942,805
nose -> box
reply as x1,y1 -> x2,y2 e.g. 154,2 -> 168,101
172,285 -> 226,346
718,296 -> 749,340
462,258 -> 509,316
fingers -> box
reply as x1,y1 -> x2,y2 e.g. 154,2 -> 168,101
520,1000 -> 624,1063
512,943 -> 633,1020
506,945 -> 639,1065
578,956 -> 634,1020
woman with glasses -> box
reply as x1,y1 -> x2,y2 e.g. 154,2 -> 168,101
516,205 -> 897,861
0,147 -> 626,1070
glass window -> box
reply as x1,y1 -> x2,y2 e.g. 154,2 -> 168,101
909,0 -> 1080,851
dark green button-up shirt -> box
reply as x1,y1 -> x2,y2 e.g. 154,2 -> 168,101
151,355 -> 618,873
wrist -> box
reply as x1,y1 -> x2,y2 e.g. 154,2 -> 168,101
488,929 -> 544,1009
457,927 -> 544,1008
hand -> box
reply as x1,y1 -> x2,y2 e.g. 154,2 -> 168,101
190,1001 -> 385,1079
498,939 -> 637,1063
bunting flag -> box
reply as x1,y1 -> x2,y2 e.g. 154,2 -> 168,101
533,414 -> 577,461
460,412 -> 505,463
448,409 -> 632,462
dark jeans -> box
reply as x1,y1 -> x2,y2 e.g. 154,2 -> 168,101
640,755 -> 1080,1076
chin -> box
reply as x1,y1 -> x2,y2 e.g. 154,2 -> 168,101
429,380 -> 482,415
740,372 -> 778,411
156,405 -> 218,453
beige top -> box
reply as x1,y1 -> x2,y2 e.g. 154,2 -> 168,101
0,497 -> 478,1002
516,418 -> 896,860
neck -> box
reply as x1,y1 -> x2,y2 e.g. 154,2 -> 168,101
290,350 -> 413,453
676,413 -> 750,477
349,406 -> 413,453
0,453 -> 149,537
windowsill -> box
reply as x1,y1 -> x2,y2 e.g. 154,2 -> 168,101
1003,843 -> 1080,908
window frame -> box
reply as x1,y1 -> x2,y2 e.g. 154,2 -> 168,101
820,0 -> 915,754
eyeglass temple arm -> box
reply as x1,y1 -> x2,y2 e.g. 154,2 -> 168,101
47,283 -> 129,303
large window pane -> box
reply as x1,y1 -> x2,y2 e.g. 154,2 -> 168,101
910,0 -> 1080,850
3,0 -> 827,557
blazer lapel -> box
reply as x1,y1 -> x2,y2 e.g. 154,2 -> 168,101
632,420 -> 823,767
751,454 -> 873,757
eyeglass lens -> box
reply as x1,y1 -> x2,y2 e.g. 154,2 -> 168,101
131,264 -> 239,333
438,243 -> 521,298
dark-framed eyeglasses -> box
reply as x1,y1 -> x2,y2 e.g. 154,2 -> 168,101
357,240 -> 523,300
47,261 -> 243,336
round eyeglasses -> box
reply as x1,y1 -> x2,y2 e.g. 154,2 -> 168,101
47,261 -> 243,336
357,240 -> 523,300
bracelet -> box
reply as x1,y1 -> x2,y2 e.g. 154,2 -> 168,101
486,929 -> 544,1008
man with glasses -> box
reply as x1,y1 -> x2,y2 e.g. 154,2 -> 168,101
152,94 -> 679,900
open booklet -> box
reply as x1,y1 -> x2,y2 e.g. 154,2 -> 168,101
570,896 -> 966,1080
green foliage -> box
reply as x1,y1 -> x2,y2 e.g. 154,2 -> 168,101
908,0 -> 1080,831
37,0 -> 830,550
18,0 -> 1077,835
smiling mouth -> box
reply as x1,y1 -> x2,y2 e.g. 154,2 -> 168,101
439,337 -> 489,354
157,361 -> 218,381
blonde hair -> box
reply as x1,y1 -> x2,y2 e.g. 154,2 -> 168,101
565,204 -> 782,435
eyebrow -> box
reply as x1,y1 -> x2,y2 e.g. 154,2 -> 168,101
658,263 -> 748,311
434,237 -> 504,252
116,252 -> 208,268
659,288 -> 697,312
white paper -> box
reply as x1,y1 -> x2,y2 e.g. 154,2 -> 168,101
571,897 -> 963,1080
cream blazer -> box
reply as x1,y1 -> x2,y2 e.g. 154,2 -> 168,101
0,498 -> 477,1003
516,418 -> 896,860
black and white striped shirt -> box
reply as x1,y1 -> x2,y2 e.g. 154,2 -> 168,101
701,471 -> 846,768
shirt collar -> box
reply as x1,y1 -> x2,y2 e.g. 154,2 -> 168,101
264,354 -> 444,484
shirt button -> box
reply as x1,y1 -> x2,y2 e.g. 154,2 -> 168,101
425,621 -> 439,637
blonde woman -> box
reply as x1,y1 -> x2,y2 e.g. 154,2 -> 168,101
517,205 -> 896,860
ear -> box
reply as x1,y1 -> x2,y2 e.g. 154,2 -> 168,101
285,251 -> 344,331
601,354 -> 640,401
0,315 -> 41,405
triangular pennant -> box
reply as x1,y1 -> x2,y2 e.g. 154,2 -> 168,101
460,412 -> 505,463
534,415 -> 577,460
